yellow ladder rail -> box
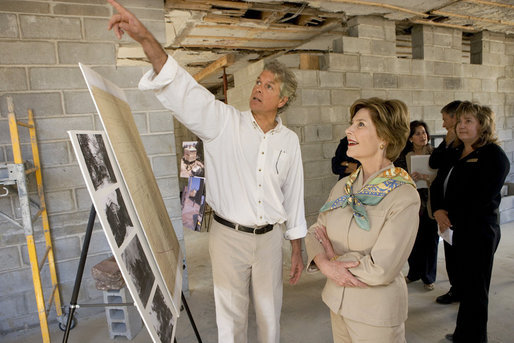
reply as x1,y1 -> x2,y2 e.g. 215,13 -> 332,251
5,97 -> 63,343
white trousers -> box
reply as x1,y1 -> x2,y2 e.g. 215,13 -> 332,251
209,219 -> 284,343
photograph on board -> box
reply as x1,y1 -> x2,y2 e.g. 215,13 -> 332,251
104,188 -> 134,248
181,176 -> 206,231
180,141 -> 204,178
77,133 -> 117,191
122,235 -> 155,308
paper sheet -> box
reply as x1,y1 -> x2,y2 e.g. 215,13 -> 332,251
410,155 -> 436,189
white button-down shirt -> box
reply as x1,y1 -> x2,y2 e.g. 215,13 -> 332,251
139,56 -> 307,240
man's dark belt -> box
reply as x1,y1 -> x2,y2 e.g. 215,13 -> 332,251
213,213 -> 274,235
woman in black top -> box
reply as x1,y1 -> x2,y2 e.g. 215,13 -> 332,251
396,121 -> 438,290
431,101 -> 510,343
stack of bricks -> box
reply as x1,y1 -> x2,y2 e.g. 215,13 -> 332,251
92,256 -> 143,340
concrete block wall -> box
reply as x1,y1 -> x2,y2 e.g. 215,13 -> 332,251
227,16 -> 514,225
0,0 -> 185,335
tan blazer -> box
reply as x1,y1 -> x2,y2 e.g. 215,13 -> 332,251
306,165 -> 420,327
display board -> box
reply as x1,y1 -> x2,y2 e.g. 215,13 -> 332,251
68,63 -> 183,343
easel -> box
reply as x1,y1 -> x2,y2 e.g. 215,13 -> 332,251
62,205 -> 202,343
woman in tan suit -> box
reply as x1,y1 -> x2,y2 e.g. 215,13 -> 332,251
306,98 -> 421,343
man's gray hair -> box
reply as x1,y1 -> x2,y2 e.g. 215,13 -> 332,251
263,59 -> 297,114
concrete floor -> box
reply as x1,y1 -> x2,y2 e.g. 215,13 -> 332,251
4,221 -> 514,343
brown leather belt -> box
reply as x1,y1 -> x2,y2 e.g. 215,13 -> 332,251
213,213 -> 274,235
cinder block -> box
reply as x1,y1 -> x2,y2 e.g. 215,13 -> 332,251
0,41 -> 56,65
325,53 -> 360,72
41,164 -> 86,191
481,79 -> 497,92
411,59 -> 434,76
128,7 -> 164,21
433,33 -> 453,48
301,89 -> 330,106
304,124 -> 333,143
432,91 -> 456,106
20,15 -> 82,40
75,187 -> 92,211
152,154 -> 178,177
0,92 -> 63,118
412,91 -> 434,106
141,133 -> 175,155
58,42 -> 116,65
331,89 -> 360,106
346,72 -> 372,89
149,111 -> 174,133
305,193 -> 329,215
359,55 -> 396,73
320,105 -> 347,123
0,293 -> 26,322
294,70 -> 318,87
88,230 -> 111,255
371,40 -> 395,56
373,73 -> 397,88
0,246 -> 21,272
64,91 -> 97,115
463,78 -> 482,91
301,143 -> 323,162
319,71 -> 344,88
424,76 -> 444,90
53,3 -> 110,17
303,159 -> 332,179
103,288 -> 143,340
361,89 -> 386,99
386,90 -> 412,105
434,62 -> 454,76
339,36 -> 371,54
38,141 -> 70,167
45,189 -> 75,214
0,68 -> 27,91
323,141 -> 339,159
443,77 -> 462,90
0,1 -> 50,13
0,13 -> 18,38
304,178 -> 323,198
471,92 -> 491,106
29,67 -> 86,90
156,176 -> 180,198
285,106 -> 321,125
0,268 -> 33,293
398,75 -> 423,89
35,115 -> 93,141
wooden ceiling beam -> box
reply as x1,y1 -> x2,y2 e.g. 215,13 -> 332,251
187,35 -> 304,44
432,10 -> 514,26
462,0 -> 514,10
410,19 -> 478,32
322,0 -> 429,18
193,53 -> 235,82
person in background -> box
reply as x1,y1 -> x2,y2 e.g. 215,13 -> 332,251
395,121 -> 438,291
107,1 -> 307,342
332,137 -> 361,180
430,100 -> 461,304
431,101 -> 510,342
305,98 -> 420,343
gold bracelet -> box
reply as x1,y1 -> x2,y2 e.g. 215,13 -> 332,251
330,255 -> 339,262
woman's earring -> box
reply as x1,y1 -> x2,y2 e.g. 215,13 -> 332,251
380,143 -> 385,150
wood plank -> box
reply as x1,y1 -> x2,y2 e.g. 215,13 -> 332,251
193,54 -> 235,82
299,54 -> 319,70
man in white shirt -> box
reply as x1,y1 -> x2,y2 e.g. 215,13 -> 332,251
107,1 -> 307,342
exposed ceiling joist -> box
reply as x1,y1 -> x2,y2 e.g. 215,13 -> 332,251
193,53 -> 236,81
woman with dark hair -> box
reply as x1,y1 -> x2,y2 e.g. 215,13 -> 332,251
395,121 -> 439,290
431,101 -> 510,342
305,98 -> 420,342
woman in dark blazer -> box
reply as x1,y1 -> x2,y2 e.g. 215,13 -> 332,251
431,101 -> 510,343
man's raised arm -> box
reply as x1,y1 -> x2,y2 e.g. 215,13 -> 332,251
107,0 -> 167,74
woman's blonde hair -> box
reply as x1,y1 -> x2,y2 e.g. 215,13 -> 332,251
455,101 -> 498,149
350,98 -> 410,161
